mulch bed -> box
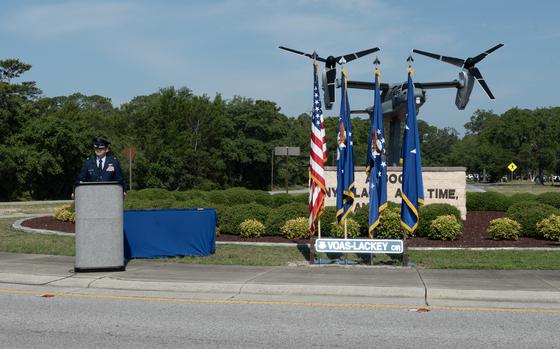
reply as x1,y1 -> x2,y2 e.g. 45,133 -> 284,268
21,212 -> 560,248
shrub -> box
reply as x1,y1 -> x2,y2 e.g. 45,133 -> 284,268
219,203 -> 271,235
123,190 -> 142,201
281,217 -> 309,240
252,191 -> 273,207
506,202 -> 560,237
239,219 -> 265,238
291,193 -> 309,205
315,206 -> 337,237
486,217 -> 522,241
215,188 -> 271,206
508,193 -> 537,206
265,202 -> 308,236
374,207 -> 404,239
536,215 -> 560,241
206,190 -> 228,205
352,204 -> 370,237
213,204 -> 228,231
330,218 -> 360,238
172,199 -> 212,209
171,190 -> 209,202
142,199 -> 177,209
124,198 -> 148,210
271,193 -> 295,207
536,192 -> 560,209
428,215 -> 462,240
417,203 -> 462,237
466,191 -> 510,211
223,188 -> 257,204
53,204 -> 75,223
134,188 -> 175,201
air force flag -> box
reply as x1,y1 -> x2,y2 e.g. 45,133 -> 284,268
336,69 -> 355,223
367,68 -> 387,236
400,68 -> 424,233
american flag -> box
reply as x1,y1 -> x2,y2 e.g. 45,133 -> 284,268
309,63 -> 327,235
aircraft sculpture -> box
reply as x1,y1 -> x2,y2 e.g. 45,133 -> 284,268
278,44 -> 504,165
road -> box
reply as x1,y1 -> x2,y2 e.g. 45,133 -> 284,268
1,285 -> 558,348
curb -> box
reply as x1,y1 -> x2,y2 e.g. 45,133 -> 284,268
11,215 -> 75,237
2,271 -> 559,304
0,272 -> 426,300
427,288 -> 560,304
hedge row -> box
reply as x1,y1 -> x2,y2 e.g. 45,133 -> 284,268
467,191 -> 560,211
124,188 -> 307,210
124,188 -> 465,239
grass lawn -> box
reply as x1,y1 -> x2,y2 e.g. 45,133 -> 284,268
0,202 -> 63,216
409,250 -> 560,270
0,218 -> 74,256
482,182 -> 560,196
154,244 -> 309,266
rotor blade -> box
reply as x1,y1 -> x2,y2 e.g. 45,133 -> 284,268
414,81 -> 462,89
346,80 -> 389,91
470,43 -> 504,65
337,47 -> 380,64
412,49 -> 465,68
278,46 -> 327,62
470,67 -> 495,100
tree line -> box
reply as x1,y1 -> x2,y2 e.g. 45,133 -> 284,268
1,59 -> 558,200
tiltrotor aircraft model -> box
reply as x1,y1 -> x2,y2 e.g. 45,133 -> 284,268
279,43 -> 504,165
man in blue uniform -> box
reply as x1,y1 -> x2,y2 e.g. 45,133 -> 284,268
77,138 -> 127,190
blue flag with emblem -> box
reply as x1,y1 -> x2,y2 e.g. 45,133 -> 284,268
336,69 -> 355,223
366,68 -> 387,237
400,68 -> 424,233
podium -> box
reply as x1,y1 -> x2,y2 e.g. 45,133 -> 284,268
74,182 -> 125,272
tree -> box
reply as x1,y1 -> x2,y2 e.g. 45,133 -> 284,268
417,119 -> 459,166
0,59 -> 41,143
0,59 -> 42,199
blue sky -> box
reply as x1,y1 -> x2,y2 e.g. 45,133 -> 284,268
2,0 -> 559,134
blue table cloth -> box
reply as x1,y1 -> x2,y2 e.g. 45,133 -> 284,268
124,209 -> 216,258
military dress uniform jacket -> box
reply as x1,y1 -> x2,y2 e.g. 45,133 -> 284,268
77,156 -> 127,190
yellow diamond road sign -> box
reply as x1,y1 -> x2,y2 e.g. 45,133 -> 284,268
508,162 -> 517,172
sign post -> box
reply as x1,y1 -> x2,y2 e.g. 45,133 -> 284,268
274,146 -> 300,193
507,162 -> 517,182
124,147 -> 136,190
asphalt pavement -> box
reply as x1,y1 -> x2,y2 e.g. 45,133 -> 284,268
1,252 -> 559,306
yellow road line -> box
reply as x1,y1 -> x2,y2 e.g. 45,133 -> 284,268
2,289 -> 560,314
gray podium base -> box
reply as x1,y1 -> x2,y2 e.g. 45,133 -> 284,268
74,182 -> 125,272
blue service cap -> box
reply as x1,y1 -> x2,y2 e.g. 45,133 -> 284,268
92,138 -> 111,149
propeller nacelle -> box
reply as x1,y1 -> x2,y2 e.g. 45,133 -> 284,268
413,43 -> 504,107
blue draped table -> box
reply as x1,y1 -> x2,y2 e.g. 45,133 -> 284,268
124,209 -> 216,258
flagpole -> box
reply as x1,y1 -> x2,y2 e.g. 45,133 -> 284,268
344,220 -> 347,239
400,56 -> 420,268
318,219 -> 321,239
309,228 -> 315,264
403,229 -> 409,267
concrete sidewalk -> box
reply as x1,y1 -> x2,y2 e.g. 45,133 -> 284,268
1,252 -> 560,305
